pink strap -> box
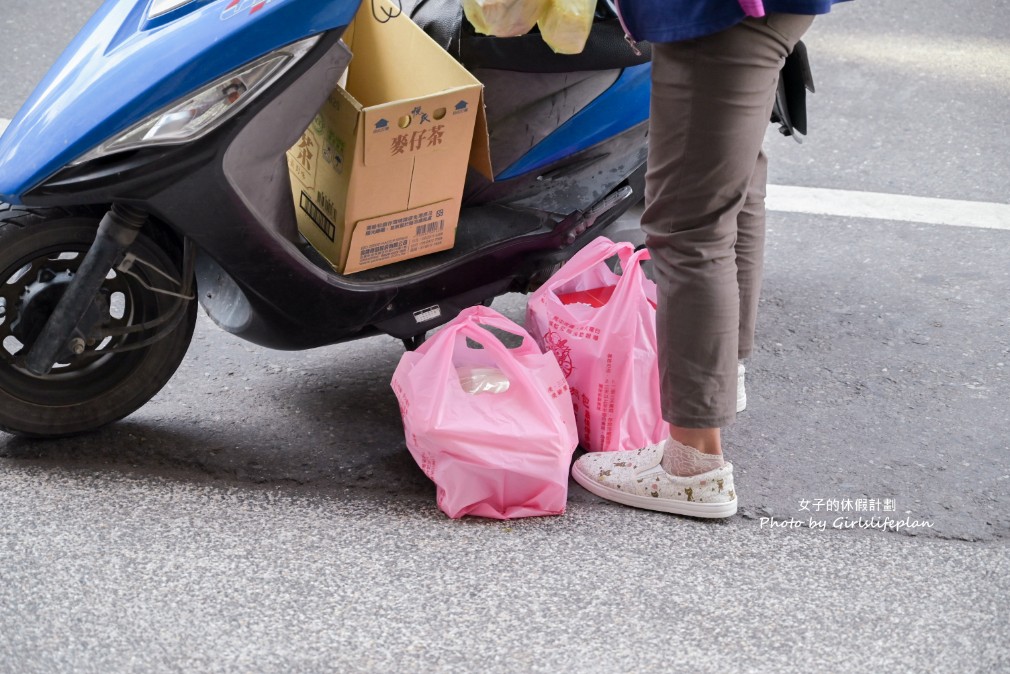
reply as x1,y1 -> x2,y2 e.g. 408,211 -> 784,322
738,0 -> 765,17
433,314 -> 541,401
453,306 -> 541,358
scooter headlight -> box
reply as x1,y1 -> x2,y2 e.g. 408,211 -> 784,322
73,35 -> 319,165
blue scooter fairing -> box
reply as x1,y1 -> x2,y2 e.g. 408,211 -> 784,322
0,0 -> 356,204
497,63 -> 650,181
0,0 -> 653,351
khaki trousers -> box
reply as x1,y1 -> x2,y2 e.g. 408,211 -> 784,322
642,14 -> 814,427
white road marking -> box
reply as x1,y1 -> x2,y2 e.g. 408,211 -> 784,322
1,110 -> 1007,233
767,185 -> 1010,232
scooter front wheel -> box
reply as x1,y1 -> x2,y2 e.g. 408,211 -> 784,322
0,206 -> 197,438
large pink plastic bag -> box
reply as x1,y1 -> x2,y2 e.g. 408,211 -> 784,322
526,236 -> 666,453
391,306 -> 578,519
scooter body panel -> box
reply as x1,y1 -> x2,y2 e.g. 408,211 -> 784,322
0,0 -> 357,203
497,62 -> 651,181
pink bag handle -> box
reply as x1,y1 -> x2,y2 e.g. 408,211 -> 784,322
541,237 -> 635,290
539,237 -> 653,319
423,307 -> 546,401
614,241 -> 647,270
452,306 -> 543,359
607,245 -> 653,307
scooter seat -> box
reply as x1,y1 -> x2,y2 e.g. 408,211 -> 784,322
458,19 -> 651,73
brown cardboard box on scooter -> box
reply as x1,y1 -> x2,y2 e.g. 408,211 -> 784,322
287,0 -> 493,274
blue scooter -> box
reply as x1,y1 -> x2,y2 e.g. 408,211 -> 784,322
0,0 -> 657,437
0,0 -> 808,438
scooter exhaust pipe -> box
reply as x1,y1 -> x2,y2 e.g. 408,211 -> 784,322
24,203 -> 148,375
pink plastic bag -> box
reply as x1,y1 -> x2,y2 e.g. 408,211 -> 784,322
391,306 -> 578,519
526,236 -> 666,453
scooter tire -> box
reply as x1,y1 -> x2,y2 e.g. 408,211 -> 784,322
0,205 -> 197,438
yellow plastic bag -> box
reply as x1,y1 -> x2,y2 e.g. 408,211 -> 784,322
463,0 -> 547,37
537,0 -> 594,54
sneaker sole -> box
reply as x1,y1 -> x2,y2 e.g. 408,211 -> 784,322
571,465 -> 738,519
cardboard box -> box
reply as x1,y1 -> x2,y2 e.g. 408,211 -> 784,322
287,0 -> 492,274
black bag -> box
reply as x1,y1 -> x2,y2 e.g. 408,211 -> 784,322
771,40 -> 816,141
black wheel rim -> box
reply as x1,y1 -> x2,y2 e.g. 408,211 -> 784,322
0,237 -> 169,407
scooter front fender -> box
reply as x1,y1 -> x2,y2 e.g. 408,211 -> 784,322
0,0 -> 358,204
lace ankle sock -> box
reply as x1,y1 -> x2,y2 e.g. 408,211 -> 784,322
661,438 -> 725,477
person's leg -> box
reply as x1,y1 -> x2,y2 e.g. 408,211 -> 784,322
732,150 -> 768,416
643,15 -> 814,461
736,150 -> 769,363
665,153 -> 766,457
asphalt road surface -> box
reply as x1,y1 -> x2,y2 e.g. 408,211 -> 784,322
1,1 -> 1008,672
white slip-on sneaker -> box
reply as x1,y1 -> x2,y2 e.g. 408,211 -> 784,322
737,362 -> 746,413
571,443 -> 737,518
